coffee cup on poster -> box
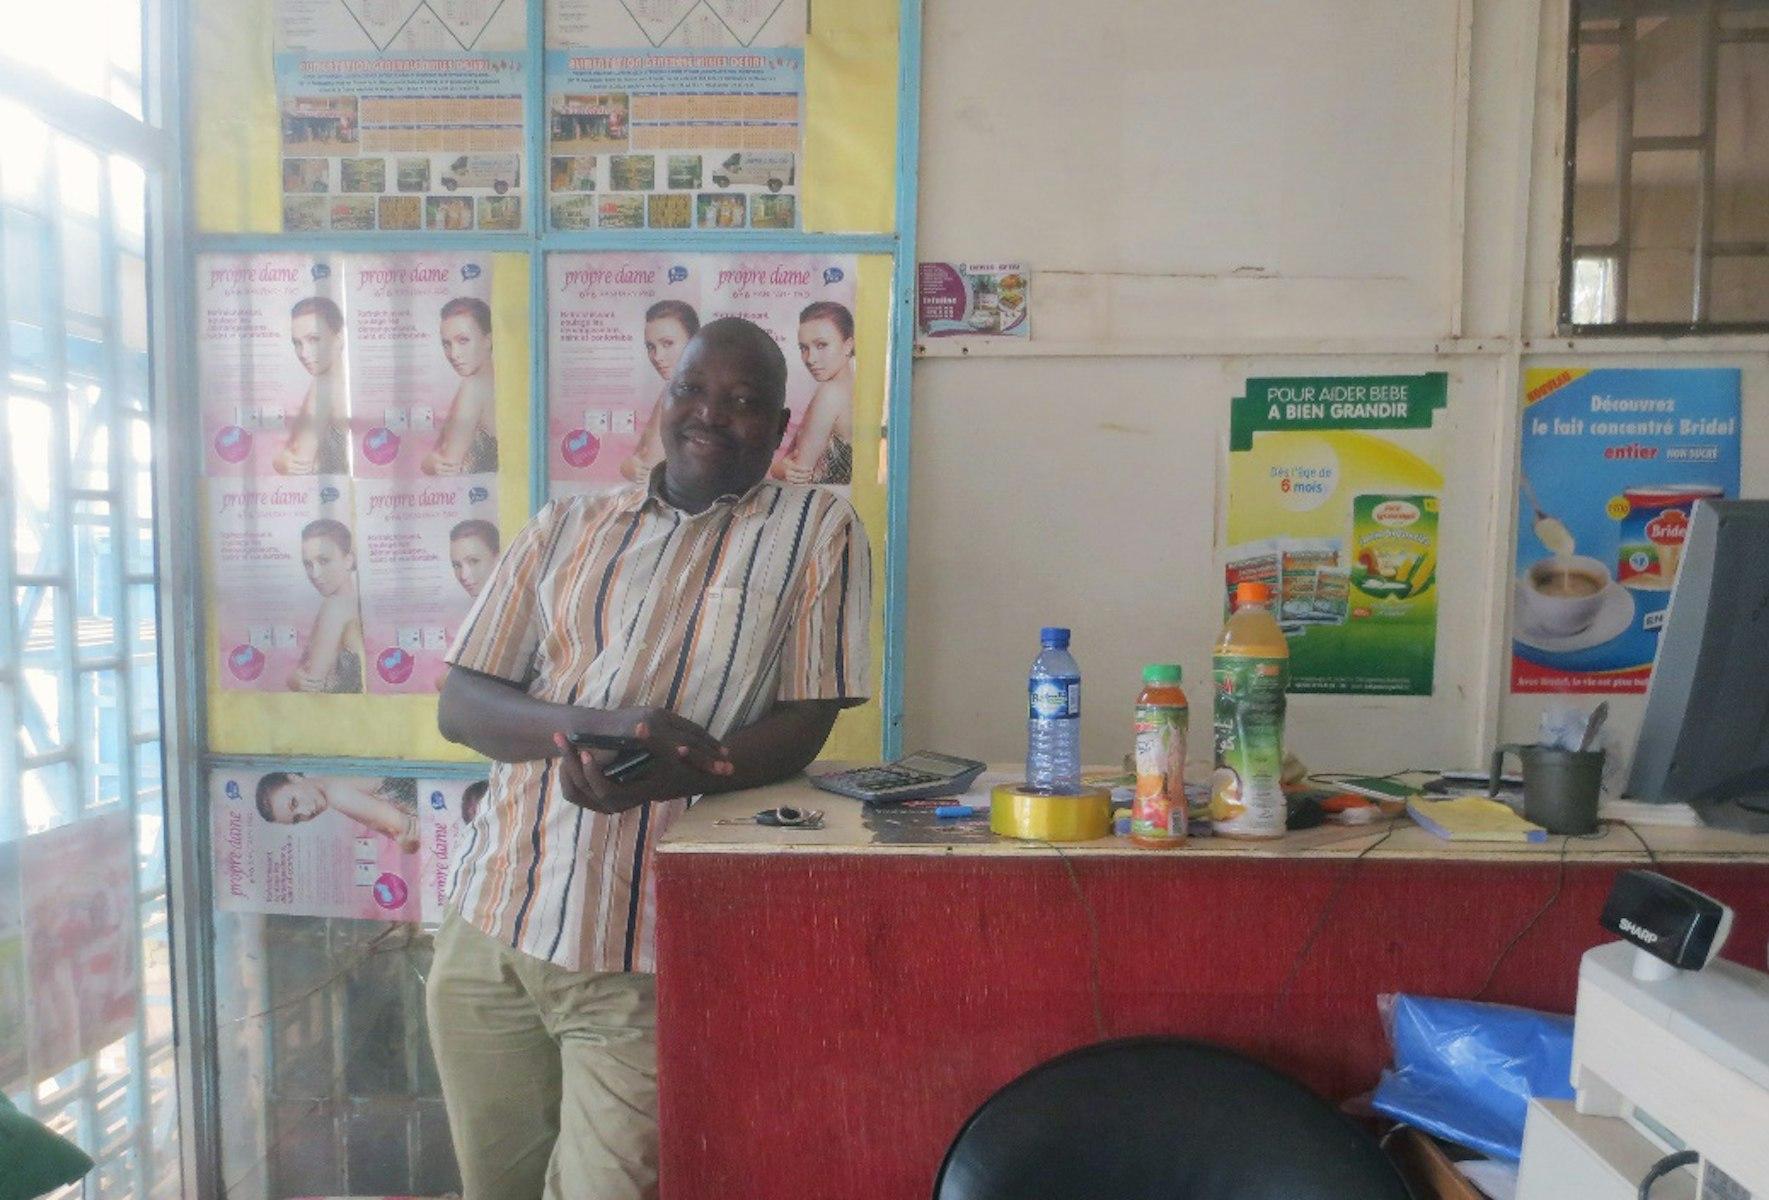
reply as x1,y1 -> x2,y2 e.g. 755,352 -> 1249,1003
1522,553 -> 1611,636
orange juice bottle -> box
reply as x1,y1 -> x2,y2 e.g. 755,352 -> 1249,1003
1131,664 -> 1189,848
1211,582 -> 1290,839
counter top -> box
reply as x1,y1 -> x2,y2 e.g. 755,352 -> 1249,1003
657,767 -> 1769,864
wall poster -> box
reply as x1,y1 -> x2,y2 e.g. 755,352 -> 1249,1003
19,814 -> 140,1083
274,0 -> 528,233
200,253 -> 503,696
917,261 -> 1029,338
0,840 -> 24,1088
546,251 -> 857,498
213,770 -> 479,924
1511,368 -> 1741,695
545,1 -> 806,231
1226,374 -> 1449,696
545,49 -> 802,231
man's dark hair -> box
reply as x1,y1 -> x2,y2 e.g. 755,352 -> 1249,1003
644,299 -> 700,336
291,296 -> 344,332
255,771 -> 296,821
449,518 -> 500,554
691,317 -> 788,407
798,300 -> 855,342
440,296 -> 493,333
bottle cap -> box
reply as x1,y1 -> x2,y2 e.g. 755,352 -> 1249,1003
1142,664 -> 1182,685
1039,626 -> 1071,648
1234,582 -> 1273,607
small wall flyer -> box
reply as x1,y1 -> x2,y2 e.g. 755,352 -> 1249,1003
916,262 -> 1029,338
1226,373 -> 1449,695
1511,367 -> 1740,694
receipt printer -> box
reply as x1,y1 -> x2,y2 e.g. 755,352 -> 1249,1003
1518,873 -> 1768,1198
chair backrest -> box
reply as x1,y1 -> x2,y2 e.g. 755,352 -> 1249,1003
933,1037 -> 1413,1200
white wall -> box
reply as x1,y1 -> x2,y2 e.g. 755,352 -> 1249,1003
900,0 -> 1769,775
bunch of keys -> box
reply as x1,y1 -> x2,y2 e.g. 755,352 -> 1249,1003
715,805 -> 824,829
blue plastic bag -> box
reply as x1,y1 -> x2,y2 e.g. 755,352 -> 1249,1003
1370,993 -> 1575,1162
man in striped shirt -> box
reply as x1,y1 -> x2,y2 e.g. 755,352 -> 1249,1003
428,317 -> 871,1200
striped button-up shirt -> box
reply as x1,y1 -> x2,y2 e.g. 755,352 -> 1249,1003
443,476 -> 871,972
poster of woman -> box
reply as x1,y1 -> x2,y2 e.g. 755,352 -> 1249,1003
212,772 -> 474,923
547,252 -> 857,498
351,475 -> 499,693
772,300 -> 854,485
198,253 -> 351,477
208,478 -> 365,693
345,255 -> 498,479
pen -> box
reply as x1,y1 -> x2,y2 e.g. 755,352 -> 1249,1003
935,804 -> 986,819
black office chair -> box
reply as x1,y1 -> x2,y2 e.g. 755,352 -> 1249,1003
933,1037 -> 1413,1200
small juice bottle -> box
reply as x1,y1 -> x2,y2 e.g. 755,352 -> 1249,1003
1131,664 -> 1188,848
1212,582 -> 1290,839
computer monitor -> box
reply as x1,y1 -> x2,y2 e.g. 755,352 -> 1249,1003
1625,499 -> 1769,832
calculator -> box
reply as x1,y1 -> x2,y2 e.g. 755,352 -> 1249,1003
809,753 -> 988,804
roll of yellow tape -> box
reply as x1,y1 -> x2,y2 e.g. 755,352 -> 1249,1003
990,783 -> 1112,842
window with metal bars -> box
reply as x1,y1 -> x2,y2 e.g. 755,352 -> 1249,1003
1564,0 -> 1769,330
1,0 -> 183,1193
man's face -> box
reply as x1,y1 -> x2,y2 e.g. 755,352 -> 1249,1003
291,313 -> 341,377
660,335 -> 788,503
266,778 -> 326,823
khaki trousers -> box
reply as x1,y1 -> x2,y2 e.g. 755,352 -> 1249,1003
426,913 -> 659,1200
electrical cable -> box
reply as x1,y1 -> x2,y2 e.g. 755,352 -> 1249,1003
1474,834 -> 1571,1000
1638,1149 -> 1699,1199
1609,817 -> 1659,866
1273,825 -> 1397,1015
225,924 -> 414,1026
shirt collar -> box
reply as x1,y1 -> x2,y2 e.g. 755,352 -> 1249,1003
637,462 -> 774,518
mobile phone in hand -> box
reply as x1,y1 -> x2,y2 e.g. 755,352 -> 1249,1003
566,731 -> 654,784
568,731 -> 644,753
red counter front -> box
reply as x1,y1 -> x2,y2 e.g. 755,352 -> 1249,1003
653,778 -> 1769,1200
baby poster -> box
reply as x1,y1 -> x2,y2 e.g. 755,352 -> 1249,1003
209,476 -> 365,693
21,813 -> 139,1082
1511,368 -> 1740,694
212,771 -> 476,923
352,475 -> 499,693
345,255 -> 499,479
198,253 -> 351,477
1226,374 -> 1448,695
546,252 -> 857,498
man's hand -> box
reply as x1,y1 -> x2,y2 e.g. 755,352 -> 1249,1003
595,706 -> 734,777
551,732 -> 704,814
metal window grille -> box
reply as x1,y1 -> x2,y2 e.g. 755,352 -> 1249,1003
1563,0 -> 1769,331
0,3 -> 184,1194
0,105 -> 179,1200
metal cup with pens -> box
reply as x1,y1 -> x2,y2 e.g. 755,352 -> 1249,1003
1488,744 -> 1604,835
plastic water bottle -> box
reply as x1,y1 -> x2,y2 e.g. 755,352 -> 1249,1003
1027,626 -> 1081,793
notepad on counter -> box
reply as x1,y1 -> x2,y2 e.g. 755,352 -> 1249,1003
1406,796 -> 1548,843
